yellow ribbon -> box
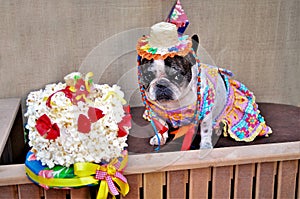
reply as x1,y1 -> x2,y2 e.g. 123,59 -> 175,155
74,155 -> 129,199
85,72 -> 94,93
25,166 -> 98,187
103,91 -> 127,105
26,152 -> 129,199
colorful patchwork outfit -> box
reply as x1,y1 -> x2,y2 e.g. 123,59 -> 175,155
143,63 -> 272,142
217,67 -> 272,141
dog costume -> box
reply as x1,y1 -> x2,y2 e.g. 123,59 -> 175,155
136,1 -> 271,148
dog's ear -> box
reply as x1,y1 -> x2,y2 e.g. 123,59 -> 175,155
191,34 -> 199,53
184,34 -> 199,66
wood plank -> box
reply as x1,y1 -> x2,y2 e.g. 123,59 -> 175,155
126,142 -> 300,174
212,166 -> 233,199
234,164 -> 255,199
0,98 -> 21,156
189,167 -> 211,199
0,185 -> 18,199
255,162 -> 277,199
166,170 -> 188,199
0,164 -> 32,186
70,187 -> 91,199
277,160 -> 298,198
122,174 -> 142,199
1,142 -> 300,187
143,172 -> 165,199
18,184 -> 43,199
44,188 -> 69,199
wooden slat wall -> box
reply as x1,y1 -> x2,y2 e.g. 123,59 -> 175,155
122,174 -> 143,199
234,164 -> 255,198
189,168 -> 211,198
255,162 -> 277,198
143,172 -> 165,199
0,185 -> 18,199
44,189 -> 69,199
298,162 -> 300,199
18,184 -> 43,199
70,187 -> 91,199
166,170 -> 188,199
277,160 -> 299,198
0,160 -> 299,199
212,166 -> 233,199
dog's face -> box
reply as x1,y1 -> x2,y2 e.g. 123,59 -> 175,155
139,53 -> 196,103
139,34 -> 199,108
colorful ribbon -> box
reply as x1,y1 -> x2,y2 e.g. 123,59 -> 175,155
25,151 -> 129,199
74,152 -> 129,199
46,86 -> 73,108
103,91 -> 127,105
25,166 -> 98,187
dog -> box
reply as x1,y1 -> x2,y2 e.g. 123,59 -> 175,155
137,22 -> 272,150
139,35 -> 228,149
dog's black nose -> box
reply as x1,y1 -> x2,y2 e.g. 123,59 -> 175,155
156,84 -> 167,89
155,79 -> 173,101
156,79 -> 169,88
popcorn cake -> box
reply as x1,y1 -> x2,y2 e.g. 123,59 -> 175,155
24,72 -> 130,198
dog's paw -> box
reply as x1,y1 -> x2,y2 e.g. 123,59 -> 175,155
200,141 -> 213,149
149,132 -> 168,146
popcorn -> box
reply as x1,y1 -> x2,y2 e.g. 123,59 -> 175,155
25,72 -> 130,168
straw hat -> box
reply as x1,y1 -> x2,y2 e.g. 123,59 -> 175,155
136,22 -> 192,60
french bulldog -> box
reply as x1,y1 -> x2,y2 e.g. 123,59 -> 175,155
139,35 -> 227,149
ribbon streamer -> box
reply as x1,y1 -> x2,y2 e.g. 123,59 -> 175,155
74,152 -> 129,199
103,91 -> 127,105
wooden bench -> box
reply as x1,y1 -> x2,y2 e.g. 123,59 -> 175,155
0,102 -> 299,199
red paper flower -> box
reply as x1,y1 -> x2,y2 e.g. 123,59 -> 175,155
35,114 -> 60,140
77,114 -> 91,133
88,107 -> 105,123
117,106 -> 132,137
123,105 -> 130,114
77,107 -> 105,133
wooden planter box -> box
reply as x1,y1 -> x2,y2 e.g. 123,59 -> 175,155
0,98 -> 299,199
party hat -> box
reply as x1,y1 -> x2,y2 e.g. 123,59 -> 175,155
166,0 -> 189,34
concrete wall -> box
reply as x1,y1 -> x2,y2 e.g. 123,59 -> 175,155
0,0 -> 299,107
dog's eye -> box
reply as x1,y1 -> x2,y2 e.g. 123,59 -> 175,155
172,72 -> 184,83
141,70 -> 155,88
144,72 -> 155,82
